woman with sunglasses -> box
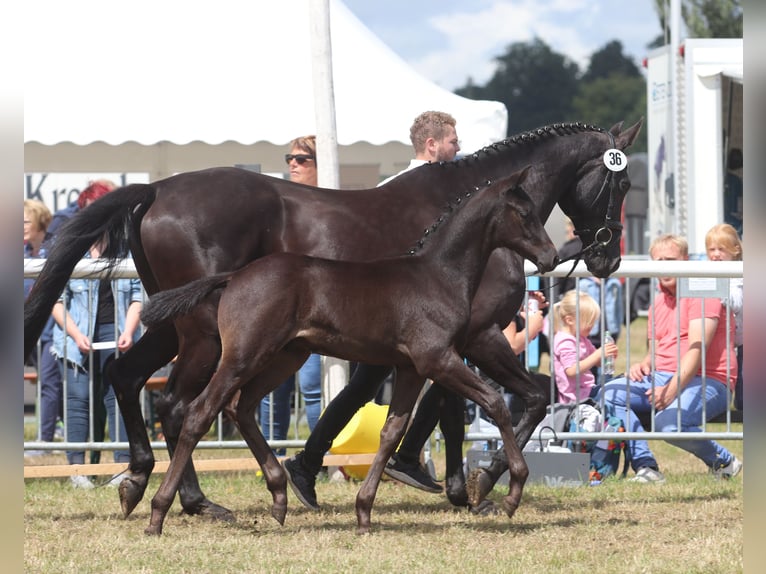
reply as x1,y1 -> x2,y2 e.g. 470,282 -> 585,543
259,135 -> 322,453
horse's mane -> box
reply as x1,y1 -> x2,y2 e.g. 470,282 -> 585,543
404,122 -> 605,256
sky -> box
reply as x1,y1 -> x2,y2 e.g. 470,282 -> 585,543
342,0 -> 664,91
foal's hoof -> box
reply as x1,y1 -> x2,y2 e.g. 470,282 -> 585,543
119,475 -> 147,518
465,468 -> 494,507
144,524 -> 162,536
182,498 -> 236,522
502,496 -> 520,519
271,502 -> 287,526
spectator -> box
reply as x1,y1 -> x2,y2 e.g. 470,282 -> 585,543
553,217 -> 582,302
259,135 -> 323,453
50,180 -> 142,488
551,290 -> 618,404
24,199 -> 64,450
599,234 -> 742,483
705,223 -> 743,412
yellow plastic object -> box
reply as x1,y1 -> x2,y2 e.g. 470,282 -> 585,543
329,402 -> 388,480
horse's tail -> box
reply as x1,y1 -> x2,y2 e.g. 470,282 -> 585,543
24,183 -> 157,359
141,274 -> 231,330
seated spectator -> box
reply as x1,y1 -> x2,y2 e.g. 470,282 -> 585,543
599,234 -> 742,483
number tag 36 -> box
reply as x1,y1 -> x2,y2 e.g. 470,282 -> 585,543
603,149 -> 627,172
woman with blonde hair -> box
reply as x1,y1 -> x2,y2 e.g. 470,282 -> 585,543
552,290 -> 618,404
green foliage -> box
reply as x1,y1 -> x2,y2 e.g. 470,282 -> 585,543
456,37 -> 580,136
582,40 -> 642,83
573,74 -> 648,153
650,0 -> 743,46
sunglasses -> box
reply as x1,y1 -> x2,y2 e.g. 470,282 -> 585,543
285,154 -> 315,165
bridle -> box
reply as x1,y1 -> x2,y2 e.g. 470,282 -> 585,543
555,129 -> 625,283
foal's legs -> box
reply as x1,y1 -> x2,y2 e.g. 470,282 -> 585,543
152,326 -> 233,521
234,349 -> 311,526
428,349 -> 528,519
463,325 -> 547,507
356,367 -> 424,534
146,360 -> 247,536
107,323 -> 178,517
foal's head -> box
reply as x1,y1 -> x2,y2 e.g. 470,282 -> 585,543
492,167 -> 559,274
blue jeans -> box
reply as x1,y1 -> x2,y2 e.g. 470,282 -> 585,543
62,322 -> 129,465
599,371 -> 735,471
28,320 -> 64,442
260,354 -> 322,454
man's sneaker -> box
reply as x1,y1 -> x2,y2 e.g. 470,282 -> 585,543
70,475 -> 95,489
712,456 -> 743,480
629,467 -> 666,484
383,454 -> 442,493
283,453 -> 320,511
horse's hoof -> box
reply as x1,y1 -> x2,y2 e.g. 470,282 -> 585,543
271,503 -> 287,526
465,468 -> 494,507
445,476 -> 469,508
144,524 -> 162,536
468,499 -> 500,516
182,498 -> 236,522
502,496 -> 519,519
119,476 -> 147,518
356,524 -> 372,535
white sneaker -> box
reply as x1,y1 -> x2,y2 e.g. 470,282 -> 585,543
712,456 -> 743,480
70,475 -> 95,489
629,467 -> 666,484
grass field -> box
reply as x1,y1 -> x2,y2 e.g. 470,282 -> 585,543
24,317 -> 745,572
24,428 -> 743,574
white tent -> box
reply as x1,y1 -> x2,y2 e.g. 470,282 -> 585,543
24,0 -> 507,184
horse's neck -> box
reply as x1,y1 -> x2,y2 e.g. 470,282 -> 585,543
417,191 -> 498,298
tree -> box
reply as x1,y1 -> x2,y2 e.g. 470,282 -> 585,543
582,40 -> 641,83
456,37 -> 580,136
575,40 -> 647,153
648,0 -> 742,47
572,75 -> 648,153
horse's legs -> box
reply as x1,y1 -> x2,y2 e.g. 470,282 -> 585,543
462,326 -> 547,507
356,367 -> 424,534
153,329 -> 233,521
234,349 -> 311,526
106,323 -> 178,517
146,362 -> 244,536
427,350 -> 528,519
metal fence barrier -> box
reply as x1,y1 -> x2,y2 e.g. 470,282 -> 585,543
23,257 -> 743,467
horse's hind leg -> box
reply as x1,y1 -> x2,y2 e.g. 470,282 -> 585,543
356,367 -> 424,534
235,350 -> 310,526
107,324 -> 177,518
154,327 -> 234,522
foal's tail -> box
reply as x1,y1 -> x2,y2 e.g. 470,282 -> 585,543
24,184 -> 157,359
141,273 -> 231,331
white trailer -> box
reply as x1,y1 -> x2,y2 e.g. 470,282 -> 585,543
645,38 -> 743,255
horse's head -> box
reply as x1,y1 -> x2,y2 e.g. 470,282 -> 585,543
493,167 -> 559,274
558,119 -> 643,277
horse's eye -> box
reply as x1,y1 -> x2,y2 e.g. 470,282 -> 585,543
619,179 -> 631,193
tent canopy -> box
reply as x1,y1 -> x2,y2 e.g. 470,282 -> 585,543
24,0 -> 507,154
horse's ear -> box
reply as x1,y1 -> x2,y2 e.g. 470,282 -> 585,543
615,117 -> 644,150
502,165 -> 532,190
608,121 -> 624,136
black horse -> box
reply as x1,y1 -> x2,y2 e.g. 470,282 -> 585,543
140,168 -> 559,535
24,120 -> 642,520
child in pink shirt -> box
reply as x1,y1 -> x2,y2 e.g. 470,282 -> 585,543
552,290 -> 618,404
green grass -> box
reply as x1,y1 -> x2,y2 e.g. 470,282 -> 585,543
24,430 -> 743,573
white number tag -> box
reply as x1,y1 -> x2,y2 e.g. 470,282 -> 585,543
603,149 -> 627,172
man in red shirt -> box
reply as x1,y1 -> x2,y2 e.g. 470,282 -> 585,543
599,234 -> 741,483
